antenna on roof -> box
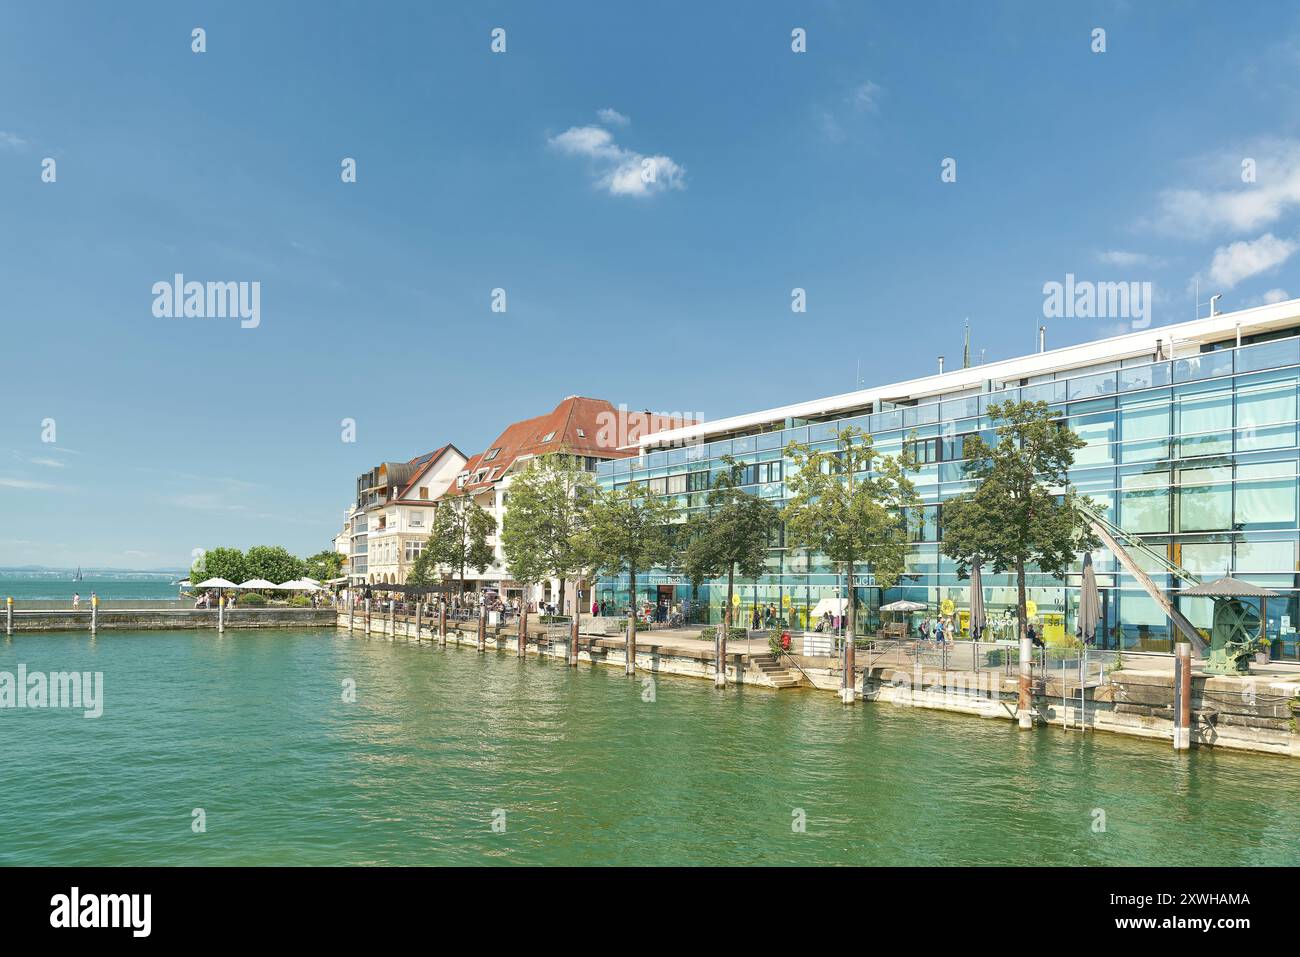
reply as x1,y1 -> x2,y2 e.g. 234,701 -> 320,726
962,319 -> 971,369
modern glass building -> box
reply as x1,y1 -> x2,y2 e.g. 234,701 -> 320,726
595,301 -> 1300,659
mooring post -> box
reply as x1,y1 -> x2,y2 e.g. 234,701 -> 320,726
714,620 -> 726,687
516,602 -> 527,658
625,611 -> 636,675
1017,634 -> 1033,729
1174,641 -> 1192,751
415,602 -> 422,641
388,602 -> 395,640
365,598 -> 371,635
569,611 -> 579,666
348,594 -> 355,632
477,604 -> 486,652
438,602 -> 447,647
218,594 -> 225,634
91,594 -> 98,636
5,596 -> 11,636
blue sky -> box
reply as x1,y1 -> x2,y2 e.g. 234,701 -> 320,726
4,1 -> 1300,568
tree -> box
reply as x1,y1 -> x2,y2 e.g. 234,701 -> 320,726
681,456 -> 781,684
421,495 -> 496,596
303,549 -> 343,582
243,545 -> 306,584
939,399 -> 1099,727
501,454 -> 599,615
191,546 -> 245,585
581,481 -> 676,674
783,426 -> 921,703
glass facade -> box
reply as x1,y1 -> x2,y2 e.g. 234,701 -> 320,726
595,335 -> 1300,659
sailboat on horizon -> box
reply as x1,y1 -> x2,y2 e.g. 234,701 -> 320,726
72,566 -> 83,582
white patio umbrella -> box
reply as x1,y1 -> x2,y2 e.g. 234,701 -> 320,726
237,578 -> 277,589
277,579 -> 321,591
196,577 -> 238,589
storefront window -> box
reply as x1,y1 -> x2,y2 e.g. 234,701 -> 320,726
1176,387 -> 1232,457
1119,471 -> 1169,533
1235,461 -> 1297,528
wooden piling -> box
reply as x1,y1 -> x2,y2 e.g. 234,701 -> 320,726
91,594 -> 98,636
625,612 -> 636,675
415,602 -> 422,641
438,602 -> 447,647
6,596 -> 11,636
1174,642 -> 1192,750
477,605 -> 486,652
218,594 -> 225,634
1018,636 -> 1033,729
569,611 -> 579,667
516,603 -> 527,658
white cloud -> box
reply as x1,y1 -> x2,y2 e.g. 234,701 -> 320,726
548,124 -> 685,198
1096,250 -> 1166,268
849,81 -> 882,112
0,132 -> 28,150
0,477 -> 56,489
1204,233 -> 1297,289
1262,287 -> 1290,303
1150,139 -> 1300,238
597,108 -> 630,126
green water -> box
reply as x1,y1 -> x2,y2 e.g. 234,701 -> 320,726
1,628 -> 1297,866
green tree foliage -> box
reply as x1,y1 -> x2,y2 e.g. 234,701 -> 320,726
303,549 -> 344,582
681,455 -> 781,628
581,481 -> 676,617
783,426 -> 921,638
191,546 -> 246,585
500,454 -> 599,613
939,399 -> 1100,637
243,545 -> 306,584
419,494 -> 496,595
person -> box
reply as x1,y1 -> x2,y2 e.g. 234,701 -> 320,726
72,592 -> 80,609
1028,622 -> 1044,649
935,618 -> 945,643
919,617 -> 930,640
592,598 -> 599,617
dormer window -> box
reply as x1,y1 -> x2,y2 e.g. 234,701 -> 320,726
576,428 -> 586,438
541,431 -> 556,443
483,448 -> 501,461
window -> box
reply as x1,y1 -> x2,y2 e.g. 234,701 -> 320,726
405,541 -> 423,560
483,448 -> 501,461
410,512 -> 424,528
1178,466 -> 1233,531
1236,381 -> 1297,452
1069,413 -> 1116,467
687,470 -> 711,492
1236,461 -> 1297,528
1120,399 -> 1170,463
907,438 -> 940,464
419,487 -> 428,500
1176,387 -> 1232,458
666,474 -> 686,495
1120,472 -> 1169,533
576,429 -> 586,438
541,431 -> 556,443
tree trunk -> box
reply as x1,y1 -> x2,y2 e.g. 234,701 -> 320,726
558,578 -> 567,618
843,559 -> 856,704
1016,558 -> 1032,729
718,566 -> 734,686
626,566 -> 637,675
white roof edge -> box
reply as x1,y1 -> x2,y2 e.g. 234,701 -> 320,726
639,298 -> 1300,449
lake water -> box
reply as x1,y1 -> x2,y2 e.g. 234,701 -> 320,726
0,574 -> 179,603
2,627 -> 1297,866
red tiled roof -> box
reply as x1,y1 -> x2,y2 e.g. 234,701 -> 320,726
441,397 -> 694,499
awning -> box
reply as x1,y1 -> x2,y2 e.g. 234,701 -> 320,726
237,578 -> 277,589
811,597 -> 848,617
196,577 -> 238,588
